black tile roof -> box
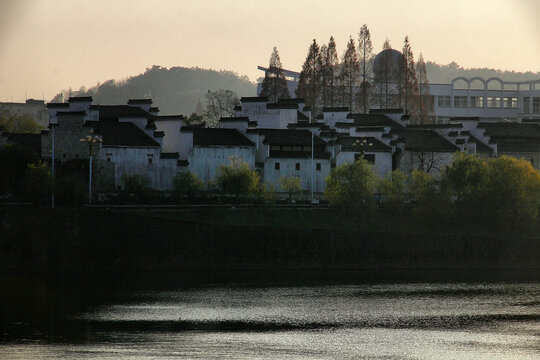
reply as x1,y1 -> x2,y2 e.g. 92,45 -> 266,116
297,111 -> 309,121
219,117 -> 250,122
92,105 -> 152,121
347,113 -> 404,129
450,116 -> 480,121
128,99 -> 153,104
241,96 -> 268,103
406,123 -> 463,129
266,103 -> 298,109
278,98 -> 305,103
467,134 -> 493,154
337,136 -> 392,152
251,129 -> 327,147
192,128 -> 254,147
269,151 -> 331,160
46,103 -> 69,108
323,107 -> 349,112
478,122 -> 540,139
369,108 -> 402,114
153,115 -> 184,121
69,96 -> 93,102
393,129 -> 460,152
56,111 -> 86,116
93,121 -> 160,148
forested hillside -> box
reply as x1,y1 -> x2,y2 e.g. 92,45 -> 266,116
51,66 -> 256,115
425,61 -> 540,84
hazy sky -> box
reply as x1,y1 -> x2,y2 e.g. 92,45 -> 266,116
1,0 -> 539,103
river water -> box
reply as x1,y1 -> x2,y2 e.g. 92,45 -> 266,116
1,281 -> 539,359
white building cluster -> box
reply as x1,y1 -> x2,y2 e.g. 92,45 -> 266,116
35,94 -> 540,195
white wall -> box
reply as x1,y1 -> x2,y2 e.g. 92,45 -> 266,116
187,146 -> 255,187
99,147 -> 161,189
263,157 -> 330,192
156,119 -> 182,152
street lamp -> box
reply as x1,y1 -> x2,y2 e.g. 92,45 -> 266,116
80,130 -> 103,204
352,137 -> 373,158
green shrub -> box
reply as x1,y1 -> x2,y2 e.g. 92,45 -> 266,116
216,156 -> 259,197
172,171 -> 203,197
325,158 -> 377,208
378,170 -> 406,212
121,174 -> 149,194
280,175 -> 302,200
0,144 -> 40,199
21,162 -> 54,204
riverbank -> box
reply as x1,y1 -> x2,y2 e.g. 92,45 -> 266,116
1,205 -> 539,280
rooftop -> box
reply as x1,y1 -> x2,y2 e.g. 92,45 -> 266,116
393,129 -> 460,152
191,128 -> 254,147
93,121 -> 160,148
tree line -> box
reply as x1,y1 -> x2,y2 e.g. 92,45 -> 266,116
325,153 -> 540,232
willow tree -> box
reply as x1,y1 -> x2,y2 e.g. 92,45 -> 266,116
358,24 -> 373,113
340,36 -> 360,111
297,39 -> 323,116
260,47 -> 290,102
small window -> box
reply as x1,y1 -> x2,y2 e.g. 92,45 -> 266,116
282,145 -> 292,151
148,158 -> 153,164
107,157 -> 111,162
271,145 -> 280,151
453,96 -> 467,108
295,163 -> 300,171
316,163 -> 321,171
275,162 -> 280,170
292,146 -> 302,151
438,96 -> 451,108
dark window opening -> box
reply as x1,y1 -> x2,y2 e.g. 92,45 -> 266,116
295,163 -> 300,171
316,163 -> 321,171
275,162 -> 280,170
148,158 -> 153,164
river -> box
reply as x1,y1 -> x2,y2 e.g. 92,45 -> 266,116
1,278 -> 538,359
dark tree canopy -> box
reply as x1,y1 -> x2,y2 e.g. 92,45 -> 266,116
416,53 -> 430,123
296,39 -> 323,116
260,47 -> 290,103
321,36 -> 339,108
402,36 -> 419,115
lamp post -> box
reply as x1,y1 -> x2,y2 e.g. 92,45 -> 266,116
80,131 -> 102,204
352,137 -> 373,158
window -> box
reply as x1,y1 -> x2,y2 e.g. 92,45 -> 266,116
470,96 -> 484,108
504,97 -> 518,109
487,97 -> 501,108
524,97 -> 530,113
274,162 -> 280,170
453,96 -> 467,108
303,146 -> 312,152
438,96 -> 451,108
295,163 -> 300,171
316,163 -> 321,171
271,145 -> 280,151
292,146 -> 302,152
533,97 -> 540,114
282,145 -> 292,151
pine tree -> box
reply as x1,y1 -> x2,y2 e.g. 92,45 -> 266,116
296,39 -> 323,116
377,39 -> 393,109
383,38 -> 391,50
358,24 -> 373,113
416,53 -> 430,123
321,36 -> 339,108
402,36 -> 419,116
260,47 -> 290,102
340,36 -> 360,111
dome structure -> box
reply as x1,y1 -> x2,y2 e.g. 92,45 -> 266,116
373,49 -> 405,83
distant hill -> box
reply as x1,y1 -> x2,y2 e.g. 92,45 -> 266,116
425,61 -> 540,84
51,66 -> 257,115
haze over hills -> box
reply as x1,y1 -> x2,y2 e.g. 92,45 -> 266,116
51,66 -> 257,115
51,62 -> 540,116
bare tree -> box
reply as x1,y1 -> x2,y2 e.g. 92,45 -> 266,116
358,24 -> 373,113
416,53 -> 431,123
340,36 -> 360,111
204,89 -> 239,127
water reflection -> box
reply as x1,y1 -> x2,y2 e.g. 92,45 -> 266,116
1,281 -> 539,359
